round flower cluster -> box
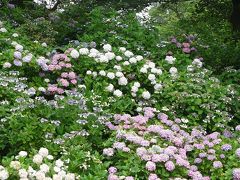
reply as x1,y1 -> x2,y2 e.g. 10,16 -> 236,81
1,148 -> 76,180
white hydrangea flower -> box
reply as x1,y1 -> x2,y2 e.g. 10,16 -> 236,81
35,171 -> 45,180
169,67 -> 178,75
165,55 -> 176,64
129,57 -> 137,64
107,72 -> 115,79
47,155 -> 54,160
65,173 -> 75,180
140,67 -> 148,73
98,55 -> 109,63
99,70 -> 106,76
148,62 -> 155,68
53,166 -> 61,173
18,169 -> 28,178
118,76 -> 128,86
58,170 -> 67,177
90,48 -> 99,54
40,164 -> 50,173
114,65 -> 121,71
136,107 -> 142,112
105,52 -> 115,60
92,71 -> 97,77
86,70 -> 92,75
134,82 -> 141,88
136,55 -> 143,61
150,68 -> 158,74
131,86 -> 138,92
10,161 -> 21,170
70,49 -> 79,59
116,71 -> 124,77
41,42 -> 47,47
106,84 -> 114,92
103,44 -> 112,52
3,62 -> 12,68
79,48 -> 89,55
123,61 -> 130,66
33,154 -> 43,164
142,91 -> 151,99
131,92 -> 137,97
154,83 -> 162,91
148,74 -> 156,81
116,56 -> 123,61
12,33 -> 19,37
156,69 -> 163,75
119,47 -> 126,52
39,147 -> 49,157
53,174 -> 62,180
124,50 -> 134,57
113,89 -> 123,97
0,169 -> 9,180
88,52 -> 98,58
44,78 -> 50,83
192,58 -> 203,68
19,151 -> 28,157
0,28 -> 7,32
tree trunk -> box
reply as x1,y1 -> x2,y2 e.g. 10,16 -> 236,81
231,0 -> 240,32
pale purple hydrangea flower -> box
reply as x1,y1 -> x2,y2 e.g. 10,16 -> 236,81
190,165 -> 198,172
220,154 -> 225,159
208,149 -> 216,154
136,147 -> 147,156
213,161 -> 223,169
207,155 -> 216,161
235,125 -> 240,131
194,158 -> 202,164
199,153 -> 207,158
108,174 -> 119,180
108,167 -> 117,174
148,173 -> 159,180
236,148 -> 240,158
103,148 -> 114,156
146,161 -> 156,172
113,142 -> 126,149
221,144 -> 232,151
233,168 -> 240,180
165,161 -> 175,171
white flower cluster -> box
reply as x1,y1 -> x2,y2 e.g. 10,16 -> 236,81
165,55 -> 176,64
3,148 -> 76,180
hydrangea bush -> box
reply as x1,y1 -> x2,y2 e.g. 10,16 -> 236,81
1,17 -> 240,180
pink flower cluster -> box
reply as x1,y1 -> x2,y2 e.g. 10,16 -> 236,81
170,35 -> 198,54
104,107 -> 240,179
107,167 -> 134,180
47,52 -> 77,94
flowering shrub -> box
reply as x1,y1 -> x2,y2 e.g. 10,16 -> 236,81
0,17 -> 240,180
103,108 -> 240,179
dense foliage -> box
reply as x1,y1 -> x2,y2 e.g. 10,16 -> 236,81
0,0 -> 240,179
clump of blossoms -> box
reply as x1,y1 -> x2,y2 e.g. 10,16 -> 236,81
170,35 -> 198,54
1,148 -> 77,180
103,107 -> 240,179
45,49 -> 78,95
